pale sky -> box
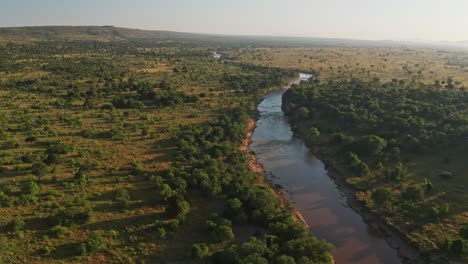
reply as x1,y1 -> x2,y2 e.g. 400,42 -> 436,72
1,0 -> 468,41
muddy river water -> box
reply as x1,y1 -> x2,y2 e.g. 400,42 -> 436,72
250,74 -> 402,264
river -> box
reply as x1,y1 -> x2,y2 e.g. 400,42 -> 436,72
250,73 -> 402,264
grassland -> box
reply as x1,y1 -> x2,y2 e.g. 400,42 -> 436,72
228,47 -> 468,86
0,43 -> 233,263
0,29 -> 336,263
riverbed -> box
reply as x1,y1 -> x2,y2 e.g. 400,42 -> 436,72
250,73 -> 402,264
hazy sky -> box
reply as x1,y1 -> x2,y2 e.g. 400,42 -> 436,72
2,0 -> 468,41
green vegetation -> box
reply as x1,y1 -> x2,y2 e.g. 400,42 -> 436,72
0,27 -> 332,263
283,78 -> 468,260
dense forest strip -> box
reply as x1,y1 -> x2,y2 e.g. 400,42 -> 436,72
282,78 -> 468,262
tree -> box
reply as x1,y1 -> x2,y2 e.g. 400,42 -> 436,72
191,243 -> 209,259
402,185 -> 424,201
44,153 -> 61,166
354,135 -> 387,156
371,187 -> 391,205
31,161 -> 48,181
166,196 -> 190,220
211,246 -> 239,264
283,237 -> 334,263
275,255 -> 296,264
459,226 -> 468,239
11,218 -> 25,233
224,198 -> 247,223
450,239 -> 464,256
216,225 -> 235,242
160,184 -> 174,200
240,238 -> 270,258
156,227 -> 166,239
22,180 -> 40,195
307,127 -> 320,139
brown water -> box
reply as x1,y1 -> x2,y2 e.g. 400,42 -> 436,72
250,74 -> 401,264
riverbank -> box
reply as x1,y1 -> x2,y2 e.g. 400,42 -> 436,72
241,117 -> 310,228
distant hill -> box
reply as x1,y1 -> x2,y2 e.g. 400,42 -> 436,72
0,26 -> 207,42
0,26 -> 466,50
0,25 -> 405,48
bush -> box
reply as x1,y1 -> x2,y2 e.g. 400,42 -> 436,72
345,152 -> 370,176
0,191 -> 11,207
191,243 -> 209,259
224,198 -> 247,223
11,218 -> 26,233
22,180 -> 40,195
353,135 -> 387,156
459,226 -> 468,239
210,246 -> 239,264
114,189 -> 131,211
50,225 -> 70,238
384,163 -> 406,182
215,225 -> 235,242
449,238 -> 464,256
165,196 -> 190,220
156,227 -> 166,239
371,187 -> 391,205
31,161 -> 48,179
51,206 -> 93,226
85,231 -> 104,253
275,255 -> 296,264
351,161 -> 370,176
402,185 -> 424,201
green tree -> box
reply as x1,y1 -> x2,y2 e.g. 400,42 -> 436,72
275,255 -> 296,264
31,161 -> 48,181
402,185 -> 425,201
450,239 -> 464,256
371,187 -> 391,205
22,180 -> 40,195
355,135 -> 387,156
191,243 -> 209,259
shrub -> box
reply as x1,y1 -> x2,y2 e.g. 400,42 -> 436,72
85,231 -> 104,253
384,163 -> 406,182
114,189 -> 131,211
50,225 -> 70,238
459,226 -> 468,239
0,191 -> 11,207
224,198 -> 247,223
371,187 -> 391,205
353,135 -> 387,156
11,218 -> 26,233
31,161 -> 48,180
51,206 -> 93,226
22,180 -> 40,195
156,227 -> 166,239
275,255 -> 296,264
191,243 -> 209,259
210,246 -> 239,264
449,238 -> 464,256
402,185 -> 424,201
215,225 -> 235,242
345,152 -> 370,176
